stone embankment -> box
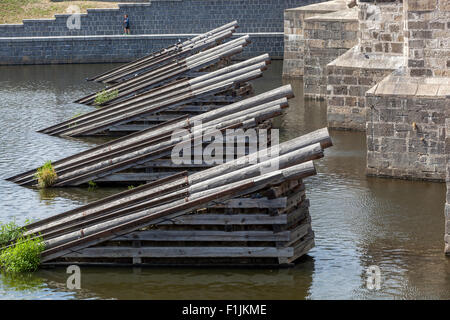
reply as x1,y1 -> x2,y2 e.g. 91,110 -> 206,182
0,0 -> 325,64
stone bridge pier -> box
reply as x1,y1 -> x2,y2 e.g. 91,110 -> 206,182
365,0 -> 449,182
362,0 -> 450,253
327,0 -> 405,130
283,0 -> 450,253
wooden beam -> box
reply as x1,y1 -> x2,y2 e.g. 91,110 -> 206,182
211,197 -> 287,209
62,246 -> 294,258
112,230 -> 291,242
158,214 -> 287,226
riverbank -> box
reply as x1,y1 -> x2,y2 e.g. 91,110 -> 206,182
0,0 -> 118,24
0,61 -> 447,299
0,0 -> 307,65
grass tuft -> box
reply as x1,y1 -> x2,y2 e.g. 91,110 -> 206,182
94,89 -> 119,106
34,161 -> 58,188
0,234 -> 45,273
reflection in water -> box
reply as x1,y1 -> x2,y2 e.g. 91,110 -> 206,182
33,261 -> 314,300
0,61 -> 448,300
37,187 -> 124,206
1,260 -> 314,300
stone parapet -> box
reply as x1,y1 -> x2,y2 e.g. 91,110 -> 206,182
303,8 -> 358,99
326,47 -> 404,130
366,73 -> 449,181
0,33 -> 283,65
282,0 -> 348,78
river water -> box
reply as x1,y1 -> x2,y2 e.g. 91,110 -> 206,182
0,61 -> 448,300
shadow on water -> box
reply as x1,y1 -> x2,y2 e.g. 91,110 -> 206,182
0,61 -> 448,299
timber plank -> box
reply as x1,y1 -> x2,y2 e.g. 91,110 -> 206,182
158,214 -> 287,226
62,246 -> 294,258
212,197 -> 287,209
112,230 -> 291,242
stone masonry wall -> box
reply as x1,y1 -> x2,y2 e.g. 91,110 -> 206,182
303,9 -> 358,98
445,117 -> 450,254
325,1 -> 405,131
359,1 -> 404,55
366,76 -> 449,181
326,47 -> 403,130
0,0 -> 318,65
0,0 -> 321,38
283,0 -> 348,78
0,33 -> 283,65
405,0 -> 450,77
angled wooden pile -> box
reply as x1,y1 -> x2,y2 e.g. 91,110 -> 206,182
8,85 -> 293,187
6,21 -> 333,267
25,128 -> 332,266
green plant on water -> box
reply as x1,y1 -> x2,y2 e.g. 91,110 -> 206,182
0,219 -> 34,248
87,180 -> 98,192
34,161 -> 57,188
0,220 -> 26,248
0,234 -> 45,273
94,89 -> 119,106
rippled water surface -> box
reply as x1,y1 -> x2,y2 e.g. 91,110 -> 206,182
0,61 -> 448,300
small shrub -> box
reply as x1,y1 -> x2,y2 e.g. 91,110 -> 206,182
0,221 -> 26,248
127,185 -> 135,190
0,234 -> 45,273
94,89 -> 119,106
34,161 -> 58,188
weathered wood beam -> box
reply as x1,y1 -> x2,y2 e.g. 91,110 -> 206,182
61,246 -> 294,259
112,230 -> 291,242
89,22 -> 238,83
40,161 -> 316,261
158,214 -> 287,225
79,37 -> 253,105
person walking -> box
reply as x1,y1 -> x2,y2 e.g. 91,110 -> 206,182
123,15 -> 130,35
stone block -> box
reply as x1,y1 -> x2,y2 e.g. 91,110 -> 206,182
283,0 -> 349,78
441,0 -> 450,11
366,75 -> 448,182
407,0 -> 438,11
